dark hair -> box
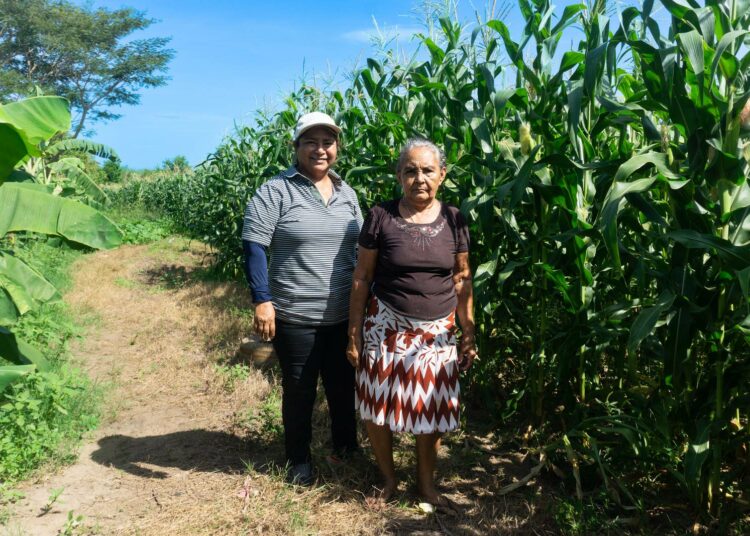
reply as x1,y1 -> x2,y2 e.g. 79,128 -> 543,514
396,138 -> 446,172
293,126 -> 341,149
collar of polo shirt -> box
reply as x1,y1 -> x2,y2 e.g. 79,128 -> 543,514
284,165 -> 342,188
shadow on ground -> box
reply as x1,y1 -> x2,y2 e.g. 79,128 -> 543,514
139,263 -> 217,290
90,429 -> 283,479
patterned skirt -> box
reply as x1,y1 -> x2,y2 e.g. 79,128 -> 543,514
356,295 -> 460,434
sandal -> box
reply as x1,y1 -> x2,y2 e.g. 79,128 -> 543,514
417,494 -> 461,517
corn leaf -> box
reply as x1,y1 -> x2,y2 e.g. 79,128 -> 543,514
710,30 -> 747,86
628,291 -> 676,353
668,229 -> 750,269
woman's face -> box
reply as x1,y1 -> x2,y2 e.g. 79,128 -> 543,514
397,147 -> 445,206
295,126 -> 338,179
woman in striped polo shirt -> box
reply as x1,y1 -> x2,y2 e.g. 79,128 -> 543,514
347,138 -> 477,510
242,112 -> 363,486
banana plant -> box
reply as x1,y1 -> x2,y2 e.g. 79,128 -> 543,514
0,96 -> 122,393
21,138 -> 117,206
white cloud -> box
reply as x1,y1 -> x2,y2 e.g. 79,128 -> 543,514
342,25 -> 424,44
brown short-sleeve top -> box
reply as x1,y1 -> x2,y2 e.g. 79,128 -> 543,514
359,199 -> 470,320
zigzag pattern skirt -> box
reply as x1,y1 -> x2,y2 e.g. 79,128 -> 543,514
356,295 -> 460,434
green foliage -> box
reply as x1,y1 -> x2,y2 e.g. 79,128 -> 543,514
0,92 -> 109,488
161,155 -> 190,173
0,368 -> 99,481
104,203 -> 177,245
118,219 -> 174,245
100,157 -> 123,183
554,495 -> 620,536
111,167 -> 245,271
0,95 -> 122,392
25,137 -> 121,207
10,240 -> 81,363
0,0 -> 174,137
214,363 -> 251,392
59,510 -> 85,536
40,487 -> 64,515
127,0 -> 750,522
245,383 -> 283,440
0,237 -> 98,486
0,96 -> 69,177
0,183 -> 121,248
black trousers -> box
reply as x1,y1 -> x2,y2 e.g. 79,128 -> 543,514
272,319 -> 358,464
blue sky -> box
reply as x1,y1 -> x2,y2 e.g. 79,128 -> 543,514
75,1 -> 661,170
73,1 -> 532,169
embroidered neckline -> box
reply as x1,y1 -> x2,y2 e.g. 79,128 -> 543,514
393,216 -> 445,250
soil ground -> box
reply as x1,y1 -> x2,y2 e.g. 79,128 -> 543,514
3,238 -> 563,535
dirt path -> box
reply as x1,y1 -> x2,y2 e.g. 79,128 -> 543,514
5,239 -> 555,535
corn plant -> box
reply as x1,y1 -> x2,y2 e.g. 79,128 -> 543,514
127,0 -> 749,521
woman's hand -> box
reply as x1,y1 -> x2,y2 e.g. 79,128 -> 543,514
346,333 -> 363,368
458,333 -> 477,372
253,301 -> 276,341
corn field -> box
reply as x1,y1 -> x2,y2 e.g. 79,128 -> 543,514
119,0 -> 750,522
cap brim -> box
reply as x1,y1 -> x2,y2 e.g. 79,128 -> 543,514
294,123 -> 341,141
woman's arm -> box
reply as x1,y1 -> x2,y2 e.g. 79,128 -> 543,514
243,240 -> 272,302
346,246 -> 378,367
243,239 -> 275,341
242,183 -> 281,343
453,252 -> 477,371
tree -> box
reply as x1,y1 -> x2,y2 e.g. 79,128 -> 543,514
162,155 -> 190,172
0,0 -> 174,137
101,156 -> 123,183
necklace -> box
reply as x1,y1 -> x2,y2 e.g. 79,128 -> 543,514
400,198 -> 437,224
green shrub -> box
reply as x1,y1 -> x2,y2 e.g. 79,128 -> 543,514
0,237 -> 99,484
0,369 -> 98,481
118,219 -> 175,244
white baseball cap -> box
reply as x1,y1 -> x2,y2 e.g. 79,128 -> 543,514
293,112 -> 341,142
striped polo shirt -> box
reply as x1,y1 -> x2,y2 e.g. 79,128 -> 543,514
242,166 -> 363,325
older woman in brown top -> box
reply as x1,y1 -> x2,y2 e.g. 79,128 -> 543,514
346,138 -> 477,509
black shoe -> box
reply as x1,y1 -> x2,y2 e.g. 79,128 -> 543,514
286,462 -> 314,486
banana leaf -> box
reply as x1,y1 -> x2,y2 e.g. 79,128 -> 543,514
0,251 -> 59,316
0,182 -> 121,248
0,288 -> 17,324
48,158 -> 109,204
0,365 -> 35,393
0,97 -> 70,178
0,327 -> 49,370
45,139 -> 118,160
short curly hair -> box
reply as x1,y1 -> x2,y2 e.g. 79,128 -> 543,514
396,138 -> 446,172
